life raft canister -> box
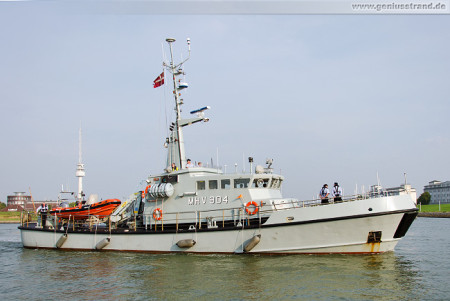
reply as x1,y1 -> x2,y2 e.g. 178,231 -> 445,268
245,201 -> 259,215
153,208 -> 163,220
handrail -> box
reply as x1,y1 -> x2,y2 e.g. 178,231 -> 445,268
23,192 -> 394,231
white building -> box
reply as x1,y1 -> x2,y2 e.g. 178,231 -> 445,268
367,184 -> 416,204
384,184 -> 417,204
424,180 -> 450,204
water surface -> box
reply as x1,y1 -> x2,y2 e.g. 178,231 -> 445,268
1,218 -> 449,300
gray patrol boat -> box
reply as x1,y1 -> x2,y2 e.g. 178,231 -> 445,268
19,38 -> 418,254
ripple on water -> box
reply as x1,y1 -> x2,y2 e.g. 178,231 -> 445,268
1,218 -> 449,300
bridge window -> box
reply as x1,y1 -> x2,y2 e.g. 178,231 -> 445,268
197,181 -> 206,190
234,178 -> 250,189
209,180 -> 218,190
252,178 -> 270,188
271,179 -> 281,189
221,179 -> 231,189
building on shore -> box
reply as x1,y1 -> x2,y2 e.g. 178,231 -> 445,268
368,184 -> 417,204
4,192 -> 30,211
424,180 -> 450,204
2,192 -> 58,212
384,184 -> 417,204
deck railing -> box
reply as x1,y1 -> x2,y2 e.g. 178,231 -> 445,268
21,190 -> 397,232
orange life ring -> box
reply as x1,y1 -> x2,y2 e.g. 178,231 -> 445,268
245,201 -> 259,215
153,208 -> 163,220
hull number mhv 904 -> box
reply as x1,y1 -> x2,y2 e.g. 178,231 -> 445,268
188,196 -> 229,205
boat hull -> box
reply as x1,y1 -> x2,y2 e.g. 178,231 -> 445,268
20,203 -> 417,254
49,199 -> 121,220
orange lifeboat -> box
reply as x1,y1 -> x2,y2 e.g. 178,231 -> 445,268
50,199 -> 121,220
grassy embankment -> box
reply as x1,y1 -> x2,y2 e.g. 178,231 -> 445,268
418,204 -> 450,212
0,211 -> 36,223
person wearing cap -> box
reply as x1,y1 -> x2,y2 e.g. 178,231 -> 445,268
186,159 -> 194,168
332,182 -> 343,203
319,184 -> 330,204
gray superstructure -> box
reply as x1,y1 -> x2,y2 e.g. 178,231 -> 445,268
19,38 -> 418,254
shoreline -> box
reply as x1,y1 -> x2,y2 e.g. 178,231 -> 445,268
417,212 -> 450,218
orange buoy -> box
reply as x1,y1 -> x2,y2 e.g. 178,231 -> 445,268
153,208 -> 163,220
245,201 -> 259,215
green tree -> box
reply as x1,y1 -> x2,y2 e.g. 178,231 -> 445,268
0,202 -> 6,210
417,191 -> 431,205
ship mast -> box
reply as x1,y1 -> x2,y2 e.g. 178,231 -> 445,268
163,38 -> 210,171
166,38 -> 186,169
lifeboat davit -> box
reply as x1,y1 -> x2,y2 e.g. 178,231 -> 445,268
50,199 -> 121,220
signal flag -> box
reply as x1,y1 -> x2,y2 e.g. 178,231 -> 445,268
153,72 -> 164,88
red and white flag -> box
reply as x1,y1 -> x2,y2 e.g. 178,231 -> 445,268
153,72 -> 164,88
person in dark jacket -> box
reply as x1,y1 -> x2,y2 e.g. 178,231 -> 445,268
319,184 -> 329,204
36,203 -> 48,228
332,182 -> 343,203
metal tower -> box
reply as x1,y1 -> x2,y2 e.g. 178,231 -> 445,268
75,126 -> 85,202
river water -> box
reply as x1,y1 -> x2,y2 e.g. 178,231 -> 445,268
1,218 -> 449,300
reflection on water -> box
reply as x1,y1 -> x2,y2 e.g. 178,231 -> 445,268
8,249 -> 420,300
1,219 -> 449,300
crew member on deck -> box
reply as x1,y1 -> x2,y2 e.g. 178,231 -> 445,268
320,184 -> 330,204
186,159 -> 194,168
171,163 -> 178,171
36,202 -> 48,228
332,182 -> 343,203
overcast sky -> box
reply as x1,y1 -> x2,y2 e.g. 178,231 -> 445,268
1,3 -> 449,204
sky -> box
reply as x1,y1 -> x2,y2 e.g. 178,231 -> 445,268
1,2 -> 449,204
